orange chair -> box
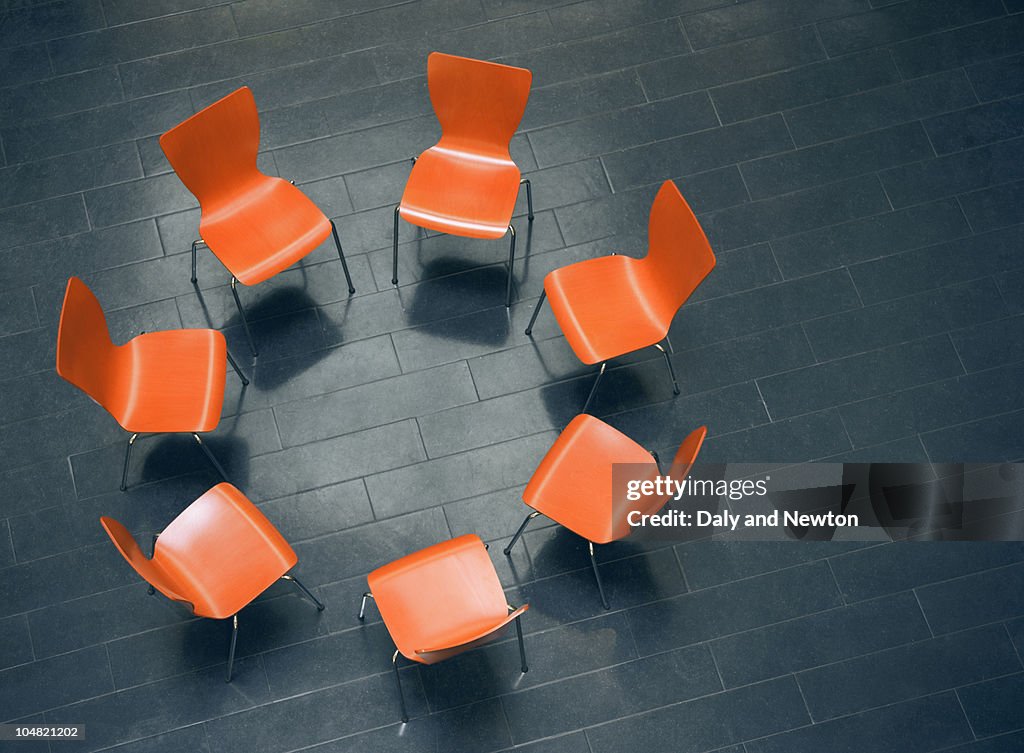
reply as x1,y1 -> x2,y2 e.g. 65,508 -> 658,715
56,277 -> 247,491
101,482 -> 323,682
392,52 -> 534,307
358,534 -> 529,722
160,86 -> 355,357
524,180 -> 716,412
504,414 -> 706,609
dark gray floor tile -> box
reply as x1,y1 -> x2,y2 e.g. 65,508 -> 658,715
0,645 -> 113,721
257,479 -> 374,543
0,287 -> 37,336
951,315 -> 1024,372
230,0 -> 400,37
786,69 -> 979,147
544,0 -> 722,40
804,278 -> 1006,362
102,0 -> 229,25
798,623 -> 1021,721
967,53 -> 1024,102
0,141 -> 142,209
711,591 -> 929,687
444,485 -> 544,542
959,180 -> 1024,232
745,692 -> 973,753
603,114 -> 793,192
958,674 -> 1024,738
684,0 -> 867,49
892,14 -> 1024,79
916,561 -> 1024,633
585,676 -> 807,753
828,542 -> 1024,602
84,172 -> 196,228
501,644 -> 721,743
0,614 -> 32,671
0,43 -> 52,88
639,26 -> 825,101
0,67 -> 123,128
741,122 -> 934,200
95,725 -> 211,753
365,431 -> 555,519
520,69 -> 646,131
850,225 -> 1023,305
0,455 -> 76,519
820,434 -> 933,463
0,0 -> 105,48
697,409 -> 852,463
841,360 -> 1024,447
772,198 -> 970,278
0,194 -> 90,250
924,95 -> 1024,155
817,0 -> 1006,56
711,48 -> 898,124
922,408 -> 1024,461
999,268 -> 1024,314
880,136 -> 1024,208
627,561 -> 842,655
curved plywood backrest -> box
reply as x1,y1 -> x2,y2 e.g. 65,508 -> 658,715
159,87 -> 262,210
670,425 -> 708,482
100,516 -> 193,607
646,181 -> 717,311
56,277 -> 117,406
427,52 -> 532,157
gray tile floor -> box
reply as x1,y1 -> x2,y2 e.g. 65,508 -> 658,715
1,0 -> 1024,751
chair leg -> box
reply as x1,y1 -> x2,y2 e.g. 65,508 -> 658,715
225,614 -> 238,683
505,224 -> 516,308
225,349 -> 249,386
524,290 -> 546,336
392,205 -> 400,286
358,592 -> 374,620
120,433 -> 139,491
230,276 -> 257,357
520,178 -> 534,221
588,541 -> 610,610
190,240 -> 204,284
392,649 -> 409,723
654,341 -> 680,395
504,511 -> 540,555
192,434 -> 229,482
515,613 -> 528,673
330,220 -> 356,295
148,533 -> 158,595
281,574 -> 324,610
581,362 -> 607,415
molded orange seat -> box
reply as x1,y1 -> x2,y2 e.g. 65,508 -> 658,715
160,86 -> 354,356
56,277 -> 246,489
525,181 -> 716,410
101,482 -> 323,681
392,52 -> 534,306
505,414 -> 707,608
359,534 -> 529,721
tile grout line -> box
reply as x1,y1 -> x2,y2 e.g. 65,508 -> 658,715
953,687 -> 979,740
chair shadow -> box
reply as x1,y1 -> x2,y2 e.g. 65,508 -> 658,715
139,433 -> 251,492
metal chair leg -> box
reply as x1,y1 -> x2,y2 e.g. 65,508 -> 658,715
190,240 -> 204,284
225,349 -> 249,386
192,434 -> 229,481
392,205 -> 400,286
281,574 -> 324,610
120,433 -> 139,491
230,276 -> 257,357
589,541 -> 610,610
525,290 -> 546,336
506,224 -> 516,308
504,511 -> 540,555
392,649 -> 409,722
654,341 -> 680,395
520,178 -> 534,221
225,614 -> 238,683
358,592 -> 373,620
581,362 -> 607,415
330,220 -> 355,295
148,533 -> 158,595
515,613 -> 528,673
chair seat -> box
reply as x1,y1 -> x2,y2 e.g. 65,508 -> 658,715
399,146 -> 520,239
544,254 -> 670,365
153,483 -> 298,619
369,535 -> 510,664
200,176 -> 331,286
112,329 -> 227,434
524,414 -> 662,544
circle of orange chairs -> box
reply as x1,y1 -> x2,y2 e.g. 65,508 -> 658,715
100,482 -> 323,682
504,415 -> 707,609
56,276 -> 248,491
392,52 -> 535,307
524,180 -> 717,413
160,86 -> 356,357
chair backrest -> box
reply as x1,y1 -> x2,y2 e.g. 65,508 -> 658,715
159,87 -> 263,210
427,52 -> 532,158
645,181 -> 717,311
56,277 -> 118,407
669,425 -> 708,482
100,516 -> 193,607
